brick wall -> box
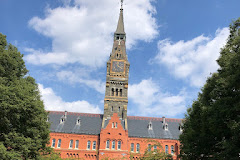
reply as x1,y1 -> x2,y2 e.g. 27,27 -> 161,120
49,114 -> 180,160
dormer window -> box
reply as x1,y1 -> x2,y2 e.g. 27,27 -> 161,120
148,121 -> 153,130
60,118 -> 65,124
162,116 -> 168,130
179,125 -> 183,132
76,117 -> 81,125
163,123 -> 168,130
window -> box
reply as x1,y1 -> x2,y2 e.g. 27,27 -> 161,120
87,141 -> 91,150
111,88 -> 114,96
51,139 -> 56,148
116,89 -> 118,96
118,106 -> 121,112
131,143 -> 134,152
154,145 -> 157,150
93,141 -> 96,150
115,122 -> 118,128
76,118 -> 81,125
118,141 -> 121,150
120,89 -> 122,97
112,122 -> 114,128
60,118 -> 64,123
148,144 -> 151,152
148,122 -> 152,130
57,139 -> 61,148
112,140 -> 115,149
165,145 -> 169,154
136,143 -> 140,153
75,140 -> 79,149
171,145 -> 174,155
111,106 -> 113,112
106,140 -> 110,149
165,124 -> 168,130
69,140 -> 73,148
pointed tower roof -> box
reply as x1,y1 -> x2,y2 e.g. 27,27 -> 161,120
115,1 -> 125,34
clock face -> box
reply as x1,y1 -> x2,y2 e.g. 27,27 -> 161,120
112,61 -> 124,72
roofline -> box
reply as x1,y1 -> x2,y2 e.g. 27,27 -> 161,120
128,115 -> 183,120
46,110 -> 183,122
46,110 -> 102,118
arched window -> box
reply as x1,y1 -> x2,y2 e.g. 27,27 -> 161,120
131,143 -> 134,152
154,145 -> 157,150
165,124 -> 168,130
165,145 -> 169,154
148,121 -> 152,130
106,140 -> 110,149
118,106 -> 121,112
116,89 -> 118,96
92,141 -> 96,150
76,118 -> 81,125
69,140 -> 73,148
136,143 -> 140,153
111,106 -> 113,112
112,140 -> 115,149
148,144 -> 151,152
120,89 -> 122,97
171,145 -> 174,155
51,139 -> 56,148
75,140 -> 79,149
87,141 -> 91,150
118,141 -> 121,150
57,139 -> 61,148
111,88 -> 114,96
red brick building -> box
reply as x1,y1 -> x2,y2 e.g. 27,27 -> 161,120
48,2 -> 183,159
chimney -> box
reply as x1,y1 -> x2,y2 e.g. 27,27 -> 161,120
64,111 -> 67,118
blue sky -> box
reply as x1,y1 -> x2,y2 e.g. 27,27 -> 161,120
1,0 -> 239,118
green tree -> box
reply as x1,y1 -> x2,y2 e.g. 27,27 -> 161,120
140,141 -> 173,160
0,33 -> 51,159
179,18 -> 240,159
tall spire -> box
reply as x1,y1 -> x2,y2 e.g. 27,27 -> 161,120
115,0 -> 125,35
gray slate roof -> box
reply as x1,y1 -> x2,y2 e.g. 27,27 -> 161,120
48,111 -> 183,140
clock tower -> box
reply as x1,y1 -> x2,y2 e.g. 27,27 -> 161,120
102,3 -> 129,129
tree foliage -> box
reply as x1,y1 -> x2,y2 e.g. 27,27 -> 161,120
0,33 -> 50,159
179,18 -> 240,159
139,141 -> 173,160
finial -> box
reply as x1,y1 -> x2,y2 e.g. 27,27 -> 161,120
121,0 -> 123,10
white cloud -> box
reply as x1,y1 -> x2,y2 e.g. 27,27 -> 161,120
25,0 -> 158,67
128,79 -> 187,117
56,70 -> 105,94
38,83 -> 101,113
153,27 -> 229,87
